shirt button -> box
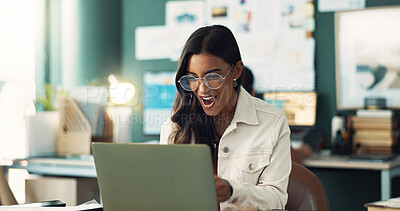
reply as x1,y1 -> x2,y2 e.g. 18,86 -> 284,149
223,146 -> 229,153
248,163 -> 255,170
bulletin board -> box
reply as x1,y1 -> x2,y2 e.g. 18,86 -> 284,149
135,0 -> 316,92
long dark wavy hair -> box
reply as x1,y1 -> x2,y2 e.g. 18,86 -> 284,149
169,25 -> 242,151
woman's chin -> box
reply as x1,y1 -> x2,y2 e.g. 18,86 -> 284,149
201,105 -> 219,117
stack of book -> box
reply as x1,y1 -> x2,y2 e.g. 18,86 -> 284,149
351,109 -> 398,154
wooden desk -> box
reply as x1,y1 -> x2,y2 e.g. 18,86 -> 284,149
303,154 -> 400,201
2,156 -> 97,178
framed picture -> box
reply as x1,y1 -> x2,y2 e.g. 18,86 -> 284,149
335,6 -> 400,110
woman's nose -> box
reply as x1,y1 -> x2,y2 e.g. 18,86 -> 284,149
197,79 -> 209,93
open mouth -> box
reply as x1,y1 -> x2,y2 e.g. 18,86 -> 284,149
201,96 -> 216,109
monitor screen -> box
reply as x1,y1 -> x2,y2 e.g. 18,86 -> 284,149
142,71 -> 177,135
263,92 -> 317,127
335,6 -> 400,109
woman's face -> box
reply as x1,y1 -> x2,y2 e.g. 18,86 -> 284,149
186,54 -> 242,117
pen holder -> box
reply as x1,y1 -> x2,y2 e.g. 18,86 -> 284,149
331,130 -> 352,155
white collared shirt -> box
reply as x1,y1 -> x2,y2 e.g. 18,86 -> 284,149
160,87 -> 291,211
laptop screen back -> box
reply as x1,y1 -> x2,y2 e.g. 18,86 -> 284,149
92,143 -> 218,211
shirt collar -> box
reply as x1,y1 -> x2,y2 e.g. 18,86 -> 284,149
232,86 -> 259,125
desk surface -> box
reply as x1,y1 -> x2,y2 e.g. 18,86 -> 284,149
303,153 -> 400,201
303,154 -> 400,170
4,156 -> 96,178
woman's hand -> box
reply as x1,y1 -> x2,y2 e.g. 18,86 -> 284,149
214,175 -> 233,202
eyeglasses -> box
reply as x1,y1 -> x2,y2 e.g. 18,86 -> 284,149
178,63 -> 235,91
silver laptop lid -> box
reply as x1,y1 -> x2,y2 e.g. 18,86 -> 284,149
92,143 -> 218,211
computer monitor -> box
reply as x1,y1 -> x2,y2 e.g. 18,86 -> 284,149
142,71 -> 177,135
263,92 -> 317,142
263,92 -> 317,127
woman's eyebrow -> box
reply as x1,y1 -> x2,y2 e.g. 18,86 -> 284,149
187,68 -> 222,76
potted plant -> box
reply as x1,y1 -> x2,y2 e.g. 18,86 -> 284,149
25,85 -> 67,157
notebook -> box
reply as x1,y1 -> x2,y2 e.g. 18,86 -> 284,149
92,143 -> 218,211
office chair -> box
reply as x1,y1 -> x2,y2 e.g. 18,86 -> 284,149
285,162 -> 330,211
0,166 -> 17,205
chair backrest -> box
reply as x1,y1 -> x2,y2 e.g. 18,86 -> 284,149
0,167 -> 17,205
285,162 -> 330,211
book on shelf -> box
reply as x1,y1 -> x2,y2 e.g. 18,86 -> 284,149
351,116 -> 397,130
353,122 -> 393,130
350,114 -> 399,154
365,196 -> 400,211
352,116 -> 392,123
359,146 -> 393,154
356,109 -> 393,118
354,130 -> 393,139
352,116 -> 392,122
353,139 -> 394,147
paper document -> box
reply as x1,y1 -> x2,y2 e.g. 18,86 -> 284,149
365,196 -> 400,209
0,200 -> 102,210
318,0 -> 365,12
135,26 -> 170,60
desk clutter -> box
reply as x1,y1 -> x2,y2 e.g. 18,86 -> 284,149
365,196 -> 400,211
1,199 -> 102,210
349,109 -> 398,155
331,109 -> 399,156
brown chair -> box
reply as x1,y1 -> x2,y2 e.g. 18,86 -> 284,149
285,162 -> 330,211
0,166 -> 18,205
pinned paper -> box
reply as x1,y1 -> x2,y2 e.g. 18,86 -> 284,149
318,0 -> 365,12
135,26 -> 170,60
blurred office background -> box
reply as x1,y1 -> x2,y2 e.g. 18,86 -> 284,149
1,0 -> 400,210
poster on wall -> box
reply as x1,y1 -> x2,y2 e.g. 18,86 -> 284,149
205,0 -> 315,91
318,0 -> 365,12
166,1 -> 204,61
135,0 -> 316,91
142,71 -> 177,135
205,0 -> 232,29
336,7 -> 400,109
135,26 -> 170,60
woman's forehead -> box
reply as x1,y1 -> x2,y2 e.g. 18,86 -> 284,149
187,54 -> 227,73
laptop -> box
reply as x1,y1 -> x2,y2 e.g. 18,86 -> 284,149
92,143 -> 218,211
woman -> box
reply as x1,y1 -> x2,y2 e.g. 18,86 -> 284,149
160,25 -> 291,210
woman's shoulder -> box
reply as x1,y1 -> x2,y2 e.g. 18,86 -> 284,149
162,117 -> 173,126
161,117 -> 178,133
160,118 -> 176,144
